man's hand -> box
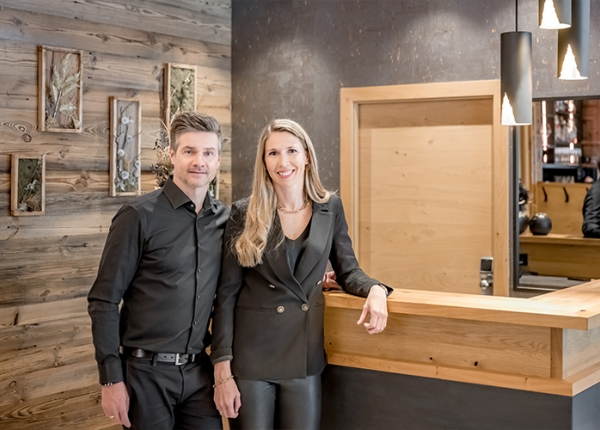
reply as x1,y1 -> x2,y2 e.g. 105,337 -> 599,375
214,361 -> 241,418
102,382 -> 131,428
357,285 -> 388,334
322,271 -> 342,291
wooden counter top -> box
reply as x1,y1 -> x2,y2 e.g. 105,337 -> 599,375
323,281 -> 600,396
325,279 -> 600,330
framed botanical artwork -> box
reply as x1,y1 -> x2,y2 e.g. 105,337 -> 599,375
38,46 -> 83,132
110,97 -> 142,197
164,63 -> 196,126
11,153 -> 46,216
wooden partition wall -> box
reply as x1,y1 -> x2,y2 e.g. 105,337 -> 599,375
340,81 -> 510,295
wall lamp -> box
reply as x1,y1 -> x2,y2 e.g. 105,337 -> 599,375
501,0 -> 532,125
539,0 -> 571,29
558,0 -> 590,80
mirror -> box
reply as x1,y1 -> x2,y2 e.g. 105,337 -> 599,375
517,96 -> 600,292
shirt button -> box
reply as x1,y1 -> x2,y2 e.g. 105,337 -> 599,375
194,321 -> 197,325
277,306 -> 285,313
269,284 -> 275,289
197,295 -> 201,299
317,280 -> 322,285
197,269 -> 201,273
189,347 -> 192,351
302,304 -> 309,311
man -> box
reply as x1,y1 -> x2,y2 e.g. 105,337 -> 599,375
583,161 -> 600,238
88,112 -> 229,429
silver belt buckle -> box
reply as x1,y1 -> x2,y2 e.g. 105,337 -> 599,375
174,353 -> 186,365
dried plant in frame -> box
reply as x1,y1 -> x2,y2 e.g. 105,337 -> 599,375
164,63 -> 197,126
11,153 -> 46,216
38,46 -> 83,132
110,98 -> 142,197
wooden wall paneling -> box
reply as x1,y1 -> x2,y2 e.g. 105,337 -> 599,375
2,0 -> 232,46
0,384 -> 119,429
0,1 -> 231,426
0,7 -> 230,70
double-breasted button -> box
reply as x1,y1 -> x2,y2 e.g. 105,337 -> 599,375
277,306 -> 285,313
269,284 -> 275,289
302,304 -> 309,311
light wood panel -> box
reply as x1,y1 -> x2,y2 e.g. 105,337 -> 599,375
359,125 -> 492,294
341,80 -> 509,296
325,307 -> 552,378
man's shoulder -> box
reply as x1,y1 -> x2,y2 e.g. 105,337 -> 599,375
124,188 -> 164,211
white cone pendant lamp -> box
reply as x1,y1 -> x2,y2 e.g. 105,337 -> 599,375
558,0 -> 590,80
539,0 -> 571,29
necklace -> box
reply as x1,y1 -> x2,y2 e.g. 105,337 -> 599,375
277,199 -> 309,214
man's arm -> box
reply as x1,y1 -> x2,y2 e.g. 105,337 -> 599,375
88,205 -> 144,383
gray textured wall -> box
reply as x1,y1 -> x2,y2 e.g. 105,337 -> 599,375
231,0 -> 600,200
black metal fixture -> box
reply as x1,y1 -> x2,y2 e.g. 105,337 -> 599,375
539,0 -> 571,29
558,0 -> 590,80
501,0 -> 532,125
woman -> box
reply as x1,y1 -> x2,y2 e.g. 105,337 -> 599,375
211,119 -> 390,429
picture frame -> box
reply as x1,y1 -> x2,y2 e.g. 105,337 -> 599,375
110,97 -> 142,197
11,153 -> 46,216
164,63 -> 197,126
38,46 -> 83,133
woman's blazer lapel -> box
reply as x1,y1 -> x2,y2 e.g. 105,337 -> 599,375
263,201 -> 333,299
294,202 -> 333,284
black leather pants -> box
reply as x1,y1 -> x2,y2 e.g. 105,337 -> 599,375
230,374 -> 321,430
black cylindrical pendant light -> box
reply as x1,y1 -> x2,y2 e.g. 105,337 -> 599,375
558,0 -> 590,80
501,32 -> 532,125
539,0 -> 571,29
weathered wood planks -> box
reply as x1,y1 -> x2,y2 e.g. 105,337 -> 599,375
0,1 -> 231,427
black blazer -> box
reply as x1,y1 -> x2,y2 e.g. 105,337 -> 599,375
211,194 -> 388,380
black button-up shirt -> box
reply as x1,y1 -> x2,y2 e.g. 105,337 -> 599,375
88,178 -> 229,384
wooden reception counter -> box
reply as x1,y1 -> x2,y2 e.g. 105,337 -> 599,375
321,282 -> 600,429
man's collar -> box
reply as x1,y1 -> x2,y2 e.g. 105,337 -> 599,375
163,178 -> 217,213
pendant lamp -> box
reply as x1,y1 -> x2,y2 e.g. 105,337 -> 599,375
558,0 -> 590,80
501,0 -> 532,126
539,0 -> 571,29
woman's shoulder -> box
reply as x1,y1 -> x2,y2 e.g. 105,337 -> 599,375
231,197 -> 250,212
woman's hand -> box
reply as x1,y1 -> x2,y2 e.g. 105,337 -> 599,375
357,285 -> 388,334
214,361 -> 241,418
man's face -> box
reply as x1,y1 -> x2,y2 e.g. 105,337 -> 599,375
170,131 -> 220,195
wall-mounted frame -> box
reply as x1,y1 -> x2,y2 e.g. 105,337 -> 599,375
38,46 -> 83,133
110,97 -> 142,197
11,153 -> 46,216
164,63 -> 196,126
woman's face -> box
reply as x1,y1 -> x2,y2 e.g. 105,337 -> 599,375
264,131 -> 308,191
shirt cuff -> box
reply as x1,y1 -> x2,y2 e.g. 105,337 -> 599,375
98,360 -> 124,385
210,348 -> 233,366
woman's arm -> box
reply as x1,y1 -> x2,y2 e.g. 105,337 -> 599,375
328,195 -> 390,333
211,203 -> 245,417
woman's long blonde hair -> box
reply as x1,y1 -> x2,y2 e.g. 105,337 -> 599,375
235,119 -> 331,267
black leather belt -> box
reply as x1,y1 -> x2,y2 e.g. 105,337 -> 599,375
121,347 -> 201,366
